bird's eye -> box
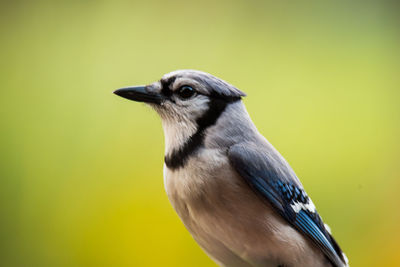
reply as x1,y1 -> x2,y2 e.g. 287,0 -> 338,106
177,85 -> 196,99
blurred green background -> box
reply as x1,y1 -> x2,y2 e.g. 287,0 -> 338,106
1,0 -> 399,266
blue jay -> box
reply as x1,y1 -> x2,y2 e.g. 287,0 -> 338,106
114,70 -> 348,267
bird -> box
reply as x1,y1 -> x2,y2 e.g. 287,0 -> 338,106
114,70 -> 349,267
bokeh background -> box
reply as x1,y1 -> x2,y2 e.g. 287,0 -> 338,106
1,0 -> 399,266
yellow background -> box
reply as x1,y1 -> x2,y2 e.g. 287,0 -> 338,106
1,1 -> 399,266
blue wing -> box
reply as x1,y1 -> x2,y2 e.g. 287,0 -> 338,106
228,143 -> 347,267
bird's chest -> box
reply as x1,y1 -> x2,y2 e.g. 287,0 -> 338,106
163,148 -> 244,250
163,148 -> 227,207
162,149 -> 283,266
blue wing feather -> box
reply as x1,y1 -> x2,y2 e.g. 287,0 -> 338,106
295,210 -> 335,254
228,143 -> 346,267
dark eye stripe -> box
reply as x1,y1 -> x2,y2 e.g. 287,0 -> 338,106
160,76 -> 176,96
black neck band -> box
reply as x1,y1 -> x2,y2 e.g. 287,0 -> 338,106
164,98 -> 239,170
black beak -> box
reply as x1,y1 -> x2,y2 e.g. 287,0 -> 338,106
113,86 -> 163,104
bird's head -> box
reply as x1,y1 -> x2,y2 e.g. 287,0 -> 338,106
114,70 -> 247,163
115,70 -> 254,169
114,70 -> 246,137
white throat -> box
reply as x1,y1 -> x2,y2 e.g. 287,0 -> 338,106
161,118 -> 197,156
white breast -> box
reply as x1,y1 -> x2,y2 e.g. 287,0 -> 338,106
162,148 -> 329,267
164,148 -> 227,203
